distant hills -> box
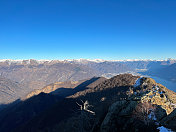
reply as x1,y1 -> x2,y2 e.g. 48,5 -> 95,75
0,58 -> 176,105
0,77 -> 24,104
0,74 -> 176,131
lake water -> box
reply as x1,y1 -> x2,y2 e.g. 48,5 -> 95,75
149,76 -> 176,92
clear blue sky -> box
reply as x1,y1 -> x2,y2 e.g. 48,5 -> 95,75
0,0 -> 176,60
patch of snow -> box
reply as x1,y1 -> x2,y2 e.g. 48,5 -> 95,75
155,85 -> 160,90
157,126 -> 173,132
134,77 -> 142,87
0,59 -> 175,65
142,82 -> 148,86
64,59 -> 106,63
0,59 -> 53,65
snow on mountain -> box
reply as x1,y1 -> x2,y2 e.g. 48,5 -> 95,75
0,58 -> 175,65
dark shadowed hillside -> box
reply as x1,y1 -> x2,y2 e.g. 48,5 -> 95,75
0,93 -> 62,132
0,76 -> 106,132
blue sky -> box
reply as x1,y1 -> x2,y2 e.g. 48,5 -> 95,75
0,0 -> 176,60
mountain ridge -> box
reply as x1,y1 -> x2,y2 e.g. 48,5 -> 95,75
1,74 -> 174,132
0,58 -> 176,65
0,59 -> 176,105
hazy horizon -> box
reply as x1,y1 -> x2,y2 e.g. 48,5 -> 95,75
0,58 -> 175,61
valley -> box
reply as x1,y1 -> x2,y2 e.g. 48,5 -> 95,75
0,59 -> 176,105
0,59 -> 176,132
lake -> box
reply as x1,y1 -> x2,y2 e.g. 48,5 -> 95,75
149,76 -> 176,92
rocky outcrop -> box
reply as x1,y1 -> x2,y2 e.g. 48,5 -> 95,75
100,100 -> 138,132
130,77 -> 176,114
100,77 -> 176,132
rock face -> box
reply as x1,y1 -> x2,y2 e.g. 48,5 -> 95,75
100,100 -> 164,132
133,77 -> 176,114
100,77 -> 176,132
100,100 -> 137,132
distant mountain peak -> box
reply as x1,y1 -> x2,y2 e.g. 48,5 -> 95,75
0,58 -> 176,65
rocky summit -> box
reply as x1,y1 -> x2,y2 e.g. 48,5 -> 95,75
100,77 -> 176,132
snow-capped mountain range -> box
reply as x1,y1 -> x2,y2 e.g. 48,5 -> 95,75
0,58 -> 175,65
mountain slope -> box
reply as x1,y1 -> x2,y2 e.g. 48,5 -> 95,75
0,77 -> 106,132
0,77 -> 24,104
0,60 -> 99,104
24,77 -> 106,99
13,74 -> 176,132
0,93 -> 62,132
0,60 -> 99,91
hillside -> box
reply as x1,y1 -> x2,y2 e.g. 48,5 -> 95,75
0,60 -> 100,104
0,59 -> 99,91
0,77 -> 24,104
24,77 -> 106,99
0,76 -> 106,132
0,74 -> 174,132
0,93 -> 62,132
